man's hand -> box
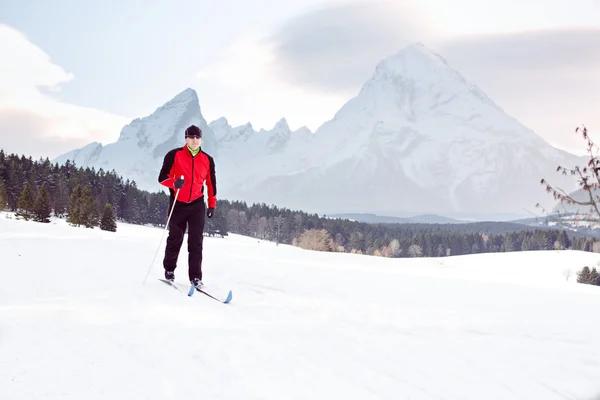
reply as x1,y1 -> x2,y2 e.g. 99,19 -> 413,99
207,208 -> 215,218
174,177 -> 184,189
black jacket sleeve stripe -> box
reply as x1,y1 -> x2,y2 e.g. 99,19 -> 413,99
208,154 -> 217,196
158,149 -> 177,188
204,153 -> 217,209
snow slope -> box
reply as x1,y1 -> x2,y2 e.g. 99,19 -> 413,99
2,213 -> 600,399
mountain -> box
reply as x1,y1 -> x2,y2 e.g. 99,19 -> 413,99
54,43 -> 584,217
550,187 -> 600,216
328,213 -> 468,224
52,90 -> 315,196
221,42 -> 584,216
208,116 -> 314,188
53,88 -> 217,191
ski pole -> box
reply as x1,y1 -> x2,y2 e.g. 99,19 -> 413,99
143,175 -> 184,284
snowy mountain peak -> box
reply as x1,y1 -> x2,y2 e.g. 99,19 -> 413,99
53,87 -> 216,193
117,87 -> 204,148
209,117 -> 231,135
258,118 -> 290,134
273,117 -> 290,132
294,126 -> 313,135
209,118 -> 256,134
163,87 -> 198,107
327,41 -> 519,141
359,42 -> 495,112
404,42 -> 449,66
210,116 -> 228,125
375,42 -> 452,76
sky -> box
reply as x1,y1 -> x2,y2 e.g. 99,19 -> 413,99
0,0 -> 599,159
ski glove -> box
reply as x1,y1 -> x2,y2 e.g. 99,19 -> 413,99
207,208 -> 215,218
174,177 -> 184,189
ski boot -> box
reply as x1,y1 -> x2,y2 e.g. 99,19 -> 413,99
191,277 -> 204,290
165,270 -> 175,282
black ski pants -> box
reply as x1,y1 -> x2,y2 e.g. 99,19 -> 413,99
163,198 -> 205,281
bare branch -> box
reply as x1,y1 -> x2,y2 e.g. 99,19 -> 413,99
540,125 -> 600,221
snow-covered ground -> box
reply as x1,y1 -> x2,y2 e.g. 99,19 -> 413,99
1,212 -> 600,399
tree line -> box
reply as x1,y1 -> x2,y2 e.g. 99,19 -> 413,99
212,200 -> 599,257
0,151 -> 170,231
2,149 -> 600,258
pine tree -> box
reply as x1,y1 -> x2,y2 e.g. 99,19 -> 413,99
6,159 -> 21,210
589,267 -> 600,285
0,180 -> 8,210
0,149 -> 5,178
67,184 -> 82,226
577,266 -> 592,284
274,215 -> 285,244
348,231 -> 363,252
502,233 -> 515,252
33,182 -> 52,223
521,235 -> 531,251
205,207 -> 228,237
53,175 -> 69,217
557,230 -> 570,249
16,181 -> 34,220
79,185 -> 99,228
147,193 -> 167,227
248,214 -> 259,237
100,203 -> 117,232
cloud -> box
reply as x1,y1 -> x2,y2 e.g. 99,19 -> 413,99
194,1 -> 599,154
0,109 -> 94,160
193,0 -> 440,131
0,24 -> 130,159
433,28 -> 600,152
254,1 -> 600,153
263,0 -> 440,94
437,28 -> 600,73
194,32 -> 349,132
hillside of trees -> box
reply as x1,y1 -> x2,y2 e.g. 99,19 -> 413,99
2,149 -> 600,258
0,150 -> 171,230
214,200 -> 597,256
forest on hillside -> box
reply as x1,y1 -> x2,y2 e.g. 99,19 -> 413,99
2,149 -> 600,258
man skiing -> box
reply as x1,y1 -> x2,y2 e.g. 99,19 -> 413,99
158,124 -> 216,290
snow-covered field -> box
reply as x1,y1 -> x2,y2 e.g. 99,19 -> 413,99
2,212 -> 600,399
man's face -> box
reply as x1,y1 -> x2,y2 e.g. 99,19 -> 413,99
186,135 -> 201,150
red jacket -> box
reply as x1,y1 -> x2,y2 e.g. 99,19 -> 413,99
158,146 -> 217,208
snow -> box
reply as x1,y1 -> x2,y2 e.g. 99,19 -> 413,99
2,212 -> 600,399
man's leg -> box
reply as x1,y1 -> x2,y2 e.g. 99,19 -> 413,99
163,205 -> 187,276
187,201 -> 206,282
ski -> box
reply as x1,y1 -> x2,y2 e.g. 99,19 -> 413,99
158,277 -> 184,293
193,286 -> 233,304
159,278 -> 232,304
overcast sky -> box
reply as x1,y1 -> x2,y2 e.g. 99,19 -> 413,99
1,0 -> 599,159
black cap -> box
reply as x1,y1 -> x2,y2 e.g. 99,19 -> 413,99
185,125 -> 202,138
